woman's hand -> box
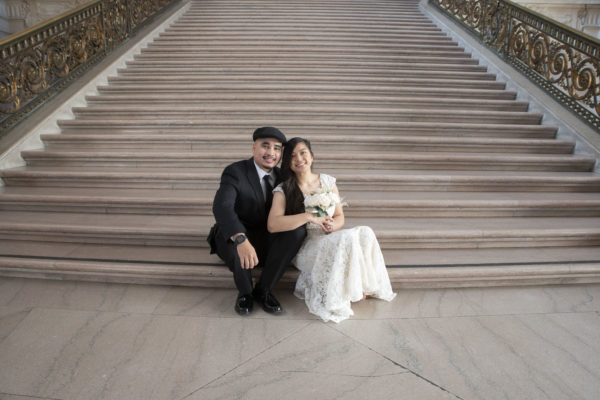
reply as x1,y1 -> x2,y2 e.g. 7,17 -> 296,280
307,213 -> 334,232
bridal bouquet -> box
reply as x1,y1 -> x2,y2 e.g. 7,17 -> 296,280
304,188 -> 343,217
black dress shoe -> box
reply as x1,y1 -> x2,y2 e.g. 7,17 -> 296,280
253,290 -> 282,314
235,294 -> 253,315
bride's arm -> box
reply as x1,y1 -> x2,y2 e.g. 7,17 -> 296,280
325,184 -> 345,233
267,191 -> 332,233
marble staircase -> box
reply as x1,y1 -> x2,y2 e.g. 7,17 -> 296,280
1,0 -> 599,288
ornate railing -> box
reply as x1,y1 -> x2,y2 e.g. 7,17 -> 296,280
0,0 -> 178,135
431,0 -> 600,131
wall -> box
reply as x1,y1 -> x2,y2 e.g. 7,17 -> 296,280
1,0 -> 89,39
513,0 -> 600,38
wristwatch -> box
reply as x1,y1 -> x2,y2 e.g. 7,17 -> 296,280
234,234 -> 247,245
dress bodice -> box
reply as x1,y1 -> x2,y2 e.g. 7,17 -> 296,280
274,174 -> 339,235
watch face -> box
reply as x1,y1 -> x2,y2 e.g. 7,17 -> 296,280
236,235 -> 246,244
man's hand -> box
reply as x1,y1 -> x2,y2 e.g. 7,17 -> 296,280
237,240 -> 259,269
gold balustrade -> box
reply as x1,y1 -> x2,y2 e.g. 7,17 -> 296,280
431,0 -> 600,131
0,0 -> 178,135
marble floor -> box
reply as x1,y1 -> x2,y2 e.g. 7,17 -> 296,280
0,277 -> 599,400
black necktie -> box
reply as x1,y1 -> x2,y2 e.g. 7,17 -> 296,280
263,174 -> 273,211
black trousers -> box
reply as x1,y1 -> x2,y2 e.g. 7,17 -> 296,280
211,224 -> 307,295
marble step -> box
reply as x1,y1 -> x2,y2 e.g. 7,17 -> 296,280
172,18 -> 433,27
69,108 -> 540,125
156,31 -> 453,41
116,67 -> 495,81
56,120 -> 555,138
1,187 -> 600,217
106,76 -> 500,90
1,255 -> 599,288
146,37 -> 462,48
1,238 -> 599,269
132,53 -> 480,64
19,150 -> 593,171
40,134 -> 572,154
3,168 -> 598,191
163,26 -> 445,36
137,46 -> 469,58
84,94 -> 526,111
0,211 -> 599,249
96,84 -> 515,100
173,19 -> 432,28
125,59 -> 487,72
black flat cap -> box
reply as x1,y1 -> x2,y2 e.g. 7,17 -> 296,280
252,126 -> 287,144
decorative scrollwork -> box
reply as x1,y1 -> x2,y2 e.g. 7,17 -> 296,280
431,0 -> 600,130
0,63 -> 19,114
19,48 -> 47,95
1,0 -> 177,134
46,36 -> 70,78
548,43 -> 570,85
103,0 -> 129,49
528,32 -> 548,75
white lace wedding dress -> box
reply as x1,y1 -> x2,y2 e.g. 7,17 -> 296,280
275,174 -> 396,323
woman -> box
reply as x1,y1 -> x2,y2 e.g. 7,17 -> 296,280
267,137 -> 396,323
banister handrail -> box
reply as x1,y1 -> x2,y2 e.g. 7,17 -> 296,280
430,0 -> 600,131
0,0 -> 179,136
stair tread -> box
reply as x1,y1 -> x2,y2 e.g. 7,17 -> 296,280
0,243 -> 598,268
3,186 -> 600,202
1,211 -> 599,233
71,105 -> 535,116
44,134 -> 561,144
4,165 -> 598,177
2,0 -> 599,287
24,150 -> 587,159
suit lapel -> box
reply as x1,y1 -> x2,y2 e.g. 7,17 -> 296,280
245,158 -> 265,203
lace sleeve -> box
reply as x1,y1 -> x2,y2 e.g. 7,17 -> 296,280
273,184 -> 284,194
320,173 -> 336,191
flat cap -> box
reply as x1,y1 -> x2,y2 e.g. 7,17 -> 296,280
252,126 -> 287,144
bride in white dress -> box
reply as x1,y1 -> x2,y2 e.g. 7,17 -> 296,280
267,137 -> 396,323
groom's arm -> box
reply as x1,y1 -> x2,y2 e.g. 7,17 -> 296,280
213,165 -> 246,241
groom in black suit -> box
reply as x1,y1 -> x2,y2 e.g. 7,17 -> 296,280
208,127 -> 307,315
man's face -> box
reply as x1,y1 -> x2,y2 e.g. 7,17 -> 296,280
252,137 -> 283,172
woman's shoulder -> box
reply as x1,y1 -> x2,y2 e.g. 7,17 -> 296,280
319,173 -> 336,188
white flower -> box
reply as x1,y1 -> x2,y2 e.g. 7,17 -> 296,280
304,189 -> 342,216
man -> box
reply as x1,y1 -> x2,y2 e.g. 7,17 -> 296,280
208,126 -> 307,315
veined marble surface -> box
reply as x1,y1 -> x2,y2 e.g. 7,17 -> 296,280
0,277 -> 599,400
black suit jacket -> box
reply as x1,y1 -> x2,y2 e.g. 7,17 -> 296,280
210,158 -> 280,249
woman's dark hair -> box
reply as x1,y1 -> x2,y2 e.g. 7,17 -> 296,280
280,137 -> 314,215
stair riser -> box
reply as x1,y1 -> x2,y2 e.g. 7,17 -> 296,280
379,237 -> 600,249
1,259 -> 599,289
0,231 -> 597,250
139,47 -> 469,56
0,233 -> 201,247
106,78 -> 503,90
125,62 -> 488,72
3,177 -> 599,192
2,202 -> 600,218
133,53 -> 479,62
56,126 -> 556,138
85,100 -> 528,112
156,35 -> 454,42
0,178 -> 213,190
144,45 -> 463,53
21,158 -> 593,172
96,88 -> 516,100
116,69 -> 496,81
69,113 -> 541,125
41,141 -> 573,154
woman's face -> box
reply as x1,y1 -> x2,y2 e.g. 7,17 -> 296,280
289,142 -> 313,175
